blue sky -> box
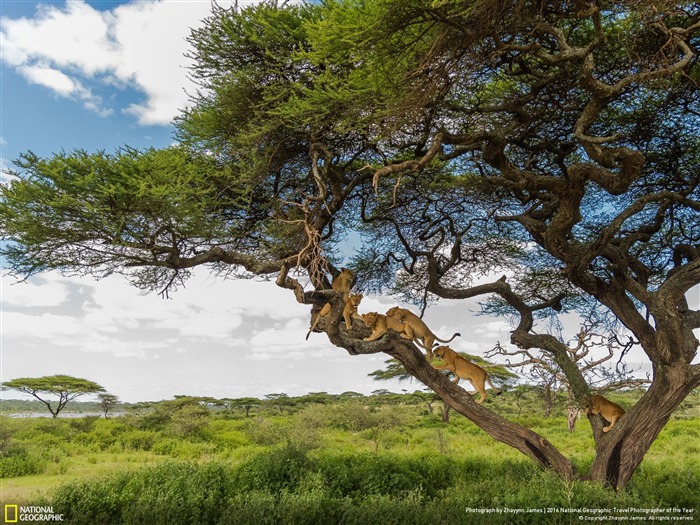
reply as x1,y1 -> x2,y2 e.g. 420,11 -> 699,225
1,0 -> 519,403
0,0 -> 203,174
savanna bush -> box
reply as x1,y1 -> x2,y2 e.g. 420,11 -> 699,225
68,416 -> 100,434
119,429 -> 160,451
168,404 -> 210,437
75,419 -> 128,450
53,462 -> 235,525
0,446 -> 45,477
33,418 -> 73,438
151,437 -> 216,459
210,430 -> 249,449
244,417 -> 288,445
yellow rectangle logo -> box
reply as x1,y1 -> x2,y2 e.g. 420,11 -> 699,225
4,504 -> 19,523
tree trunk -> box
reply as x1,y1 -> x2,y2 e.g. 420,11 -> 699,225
442,402 -> 451,423
588,362 -> 696,489
543,384 -> 553,418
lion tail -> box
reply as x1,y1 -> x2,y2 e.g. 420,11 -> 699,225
436,332 -> 461,343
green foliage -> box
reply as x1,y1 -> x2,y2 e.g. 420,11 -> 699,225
53,461 -> 234,525
119,430 -> 160,452
98,393 -> 120,417
169,404 -> 210,437
0,446 -> 45,478
0,147 -> 246,291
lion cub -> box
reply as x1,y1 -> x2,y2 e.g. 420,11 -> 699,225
385,306 -> 460,358
584,394 -> 625,432
432,346 -> 501,405
306,293 -> 363,340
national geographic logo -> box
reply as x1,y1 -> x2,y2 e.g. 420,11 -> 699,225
3,505 -> 64,523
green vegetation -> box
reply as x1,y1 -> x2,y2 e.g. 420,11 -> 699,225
2,390 -> 698,523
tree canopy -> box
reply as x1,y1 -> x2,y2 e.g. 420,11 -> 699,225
1,375 -> 106,418
1,0 -> 698,489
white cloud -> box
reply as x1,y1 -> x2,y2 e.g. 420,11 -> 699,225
3,311 -> 83,341
16,64 -> 112,115
3,276 -> 69,307
0,0 -> 220,124
19,64 -> 78,96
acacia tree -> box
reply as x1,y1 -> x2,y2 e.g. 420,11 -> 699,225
1,375 -> 106,418
97,393 -> 120,419
1,0 -> 699,489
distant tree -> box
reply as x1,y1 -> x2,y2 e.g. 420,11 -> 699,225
219,397 -> 261,417
1,375 -> 105,418
265,393 -> 294,414
406,390 -> 441,415
338,391 -> 365,400
97,393 -> 119,419
296,392 -> 337,405
369,359 -> 413,382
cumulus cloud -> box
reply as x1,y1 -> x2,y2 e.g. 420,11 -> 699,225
0,0 -> 230,124
17,64 -> 113,115
19,65 -> 76,95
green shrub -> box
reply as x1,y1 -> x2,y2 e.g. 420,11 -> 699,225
0,447 -> 45,477
53,462 -> 235,525
119,430 -> 159,451
151,437 -> 215,459
168,404 -> 210,437
233,443 -> 311,492
244,417 -> 288,445
211,430 -> 249,449
69,416 -> 101,433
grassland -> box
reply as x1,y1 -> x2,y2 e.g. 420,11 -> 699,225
1,389 -> 699,524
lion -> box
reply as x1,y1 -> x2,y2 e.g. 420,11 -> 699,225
332,267 -> 355,298
361,312 -> 415,342
431,346 -> 501,405
305,268 -> 358,340
306,293 -> 363,340
583,394 -> 625,432
385,306 -> 460,358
